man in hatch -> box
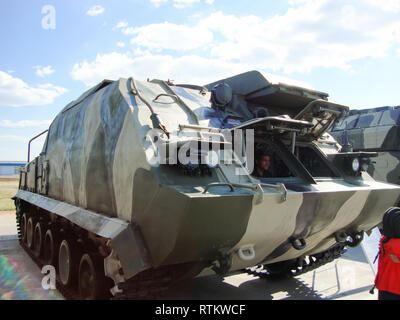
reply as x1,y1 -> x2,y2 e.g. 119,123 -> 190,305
254,151 -> 273,178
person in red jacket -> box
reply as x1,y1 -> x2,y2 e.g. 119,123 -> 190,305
374,207 -> 400,300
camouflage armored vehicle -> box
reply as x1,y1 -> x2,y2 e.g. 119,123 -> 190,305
14,71 -> 400,299
331,106 -> 400,189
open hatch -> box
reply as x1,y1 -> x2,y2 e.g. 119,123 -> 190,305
206,71 -> 349,141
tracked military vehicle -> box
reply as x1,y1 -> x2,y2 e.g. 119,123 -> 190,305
14,71 -> 400,299
331,106 -> 400,188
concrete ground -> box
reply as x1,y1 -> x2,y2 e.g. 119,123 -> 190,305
0,212 -> 18,238
0,212 -> 378,300
161,246 -> 377,300
0,239 -> 63,300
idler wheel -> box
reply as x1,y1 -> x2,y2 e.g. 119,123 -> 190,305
79,253 -> 110,300
43,229 -> 58,267
33,222 -> 43,258
26,217 -> 34,249
58,239 -> 80,288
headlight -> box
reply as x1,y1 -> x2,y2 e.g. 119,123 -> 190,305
333,152 -> 377,176
177,149 -> 219,176
351,158 -> 360,172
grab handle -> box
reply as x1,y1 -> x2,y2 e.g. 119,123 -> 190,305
153,94 -> 178,103
203,183 -> 234,194
28,130 -> 49,162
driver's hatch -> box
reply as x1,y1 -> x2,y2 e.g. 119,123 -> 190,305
243,82 -> 349,141
293,100 -> 349,141
234,100 -> 349,142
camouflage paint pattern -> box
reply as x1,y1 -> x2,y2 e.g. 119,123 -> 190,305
331,106 -> 400,186
16,71 -> 400,280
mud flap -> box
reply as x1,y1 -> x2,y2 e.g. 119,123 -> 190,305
110,223 -> 152,280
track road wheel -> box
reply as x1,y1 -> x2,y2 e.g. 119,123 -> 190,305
58,239 -> 80,288
33,222 -> 43,258
78,253 -> 111,300
26,217 -> 34,249
20,213 -> 28,243
43,229 -> 58,268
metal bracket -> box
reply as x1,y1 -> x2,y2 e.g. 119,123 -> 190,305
104,249 -> 125,295
290,237 -> 307,250
237,245 -> 256,261
260,183 -> 287,202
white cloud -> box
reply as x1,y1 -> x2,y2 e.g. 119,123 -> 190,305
288,0 -> 310,6
87,5 -> 105,16
150,0 -> 168,7
0,135 -> 47,161
173,0 -> 200,9
126,22 -> 213,51
71,51 -> 249,86
0,120 -> 52,128
113,21 -> 128,30
117,42 -> 125,48
70,50 -> 313,90
71,52 -> 136,86
149,0 -> 206,8
368,0 -> 400,12
33,65 -> 55,77
115,1 -> 400,74
197,4 -> 400,73
0,134 -> 47,161
0,135 -> 28,142
0,71 -> 68,107
72,0 -> 400,88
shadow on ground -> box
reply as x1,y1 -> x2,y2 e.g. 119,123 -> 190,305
161,273 -> 324,300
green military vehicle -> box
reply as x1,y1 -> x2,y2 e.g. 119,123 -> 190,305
13,71 -> 400,299
331,106 -> 400,188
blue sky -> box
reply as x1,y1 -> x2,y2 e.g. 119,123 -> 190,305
0,0 -> 400,161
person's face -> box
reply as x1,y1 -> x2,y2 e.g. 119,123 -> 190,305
258,155 -> 271,171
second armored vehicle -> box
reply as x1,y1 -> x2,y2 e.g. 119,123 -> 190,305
331,106 -> 400,189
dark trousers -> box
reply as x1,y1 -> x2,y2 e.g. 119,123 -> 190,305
379,290 -> 400,300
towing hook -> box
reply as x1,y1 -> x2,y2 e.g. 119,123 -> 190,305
211,249 -> 232,276
290,237 -> 307,251
346,231 -> 364,248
